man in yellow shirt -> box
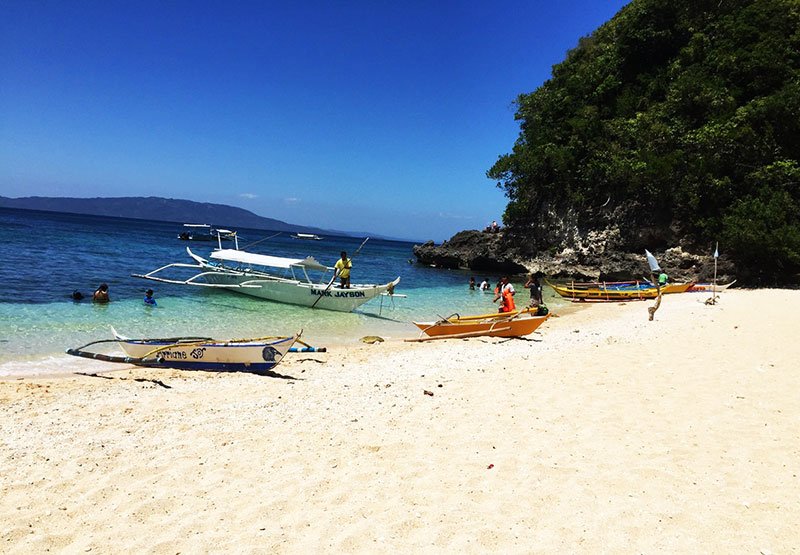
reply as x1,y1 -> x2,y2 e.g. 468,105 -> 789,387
334,251 -> 352,288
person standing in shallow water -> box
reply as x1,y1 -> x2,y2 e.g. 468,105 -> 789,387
524,273 -> 543,307
144,289 -> 157,306
92,283 -> 109,303
469,277 -> 476,290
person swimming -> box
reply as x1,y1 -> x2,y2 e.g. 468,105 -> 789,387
92,283 -> 110,303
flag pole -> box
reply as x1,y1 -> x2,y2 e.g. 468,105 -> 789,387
712,242 -> 719,305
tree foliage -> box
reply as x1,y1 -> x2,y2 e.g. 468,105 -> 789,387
489,0 -> 800,282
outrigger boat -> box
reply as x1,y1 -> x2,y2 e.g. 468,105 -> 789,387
133,233 -> 401,312
178,224 -> 236,242
409,308 -> 550,341
66,329 -> 299,373
547,279 -> 694,302
687,280 -> 736,292
291,233 -> 323,240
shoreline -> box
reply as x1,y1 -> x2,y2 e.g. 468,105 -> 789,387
2,289 -> 798,552
0,289 -> 584,379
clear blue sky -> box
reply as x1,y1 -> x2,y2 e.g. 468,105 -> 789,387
1,1 -> 629,241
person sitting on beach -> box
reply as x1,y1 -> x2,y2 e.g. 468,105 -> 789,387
92,283 -> 110,303
469,277 -> 476,290
657,269 -> 669,286
144,289 -> 157,306
524,273 -> 543,307
334,251 -> 352,289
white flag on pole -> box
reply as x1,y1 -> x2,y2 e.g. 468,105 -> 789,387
714,242 -> 719,258
645,250 -> 660,272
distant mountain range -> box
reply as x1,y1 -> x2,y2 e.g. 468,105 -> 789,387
0,196 -> 354,237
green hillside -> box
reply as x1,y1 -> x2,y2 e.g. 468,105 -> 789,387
489,0 -> 800,283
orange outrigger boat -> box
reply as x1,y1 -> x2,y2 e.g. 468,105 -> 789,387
409,308 -> 550,341
547,279 -> 694,302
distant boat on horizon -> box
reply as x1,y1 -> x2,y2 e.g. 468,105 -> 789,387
178,223 -> 235,242
291,232 -> 323,241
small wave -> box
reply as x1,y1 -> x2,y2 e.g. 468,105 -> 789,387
0,355 -> 121,378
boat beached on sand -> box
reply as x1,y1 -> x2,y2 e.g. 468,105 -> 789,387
133,232 -> 401,312
687,280 -> 736,292
66,329 -> 299,373
547,279 -> 694,302
410,308 -> 551,341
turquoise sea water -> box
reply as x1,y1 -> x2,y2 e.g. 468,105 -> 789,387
0,208 -> 568,374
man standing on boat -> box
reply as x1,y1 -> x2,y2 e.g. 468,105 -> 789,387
334,251 -> 352,289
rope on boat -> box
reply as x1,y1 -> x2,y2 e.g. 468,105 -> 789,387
239,231 -> 282,250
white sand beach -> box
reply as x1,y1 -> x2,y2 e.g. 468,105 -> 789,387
1,289 -> 798,553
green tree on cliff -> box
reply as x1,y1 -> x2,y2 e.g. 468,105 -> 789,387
489,0 -> 800,282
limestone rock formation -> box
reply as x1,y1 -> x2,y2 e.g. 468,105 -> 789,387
412,230 -> 527,274
413,228 -> 735,283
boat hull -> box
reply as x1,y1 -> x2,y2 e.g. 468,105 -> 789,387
549,281 -> 694,302
200,272 -> 399,312
113,333 -> 297,372
687,280 -> 736,292
414,312 -> 550,338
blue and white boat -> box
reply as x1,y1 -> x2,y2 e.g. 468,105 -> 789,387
66,329 -> 299,373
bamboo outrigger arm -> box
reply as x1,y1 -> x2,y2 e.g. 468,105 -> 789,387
405,325 -> 514,342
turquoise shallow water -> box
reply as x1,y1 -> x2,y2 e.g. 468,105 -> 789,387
0,208 -> 568,374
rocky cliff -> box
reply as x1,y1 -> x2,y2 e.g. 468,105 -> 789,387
413,228 -> 736,283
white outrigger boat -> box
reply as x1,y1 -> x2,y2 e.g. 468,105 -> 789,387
291,233 -> 323,240
133,233 -> 401,312
178,223 -> 236,242
67,329 -> 298,373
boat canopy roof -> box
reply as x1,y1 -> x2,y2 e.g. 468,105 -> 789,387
184,223 -> 211,228
210,249 -> 329,271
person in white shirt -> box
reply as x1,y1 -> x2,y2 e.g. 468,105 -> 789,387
501,276 -> 515,295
